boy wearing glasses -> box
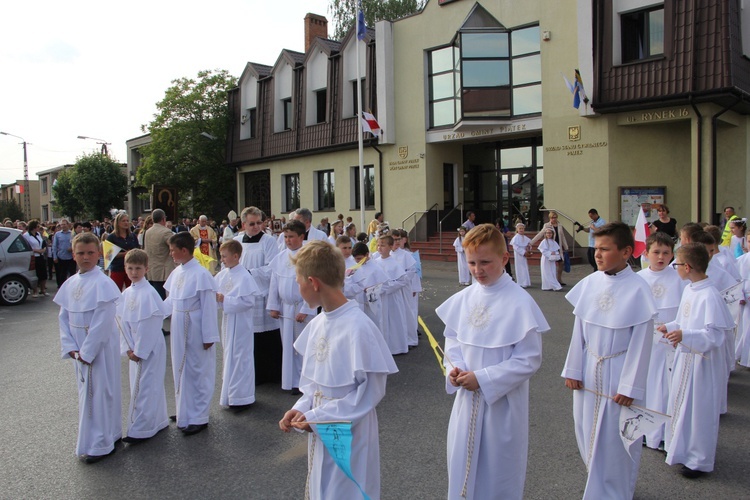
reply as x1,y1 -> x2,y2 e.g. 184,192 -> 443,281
657,243 -> 733,478
637,232 -> 686,450
562,222 -> 655,499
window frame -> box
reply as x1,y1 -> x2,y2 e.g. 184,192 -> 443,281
352,165 -> 375,210
282,98 -> 293,131
316,169 -> 335,211
620,6 -> 665,64
284,173 -> 300,212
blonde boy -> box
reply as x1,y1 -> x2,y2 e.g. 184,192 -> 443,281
215,239 -> 260,410
164,231 -> 219,435
279,241 -> 397,500
117,249 -> 169,443
438,224 -> 549,499
55,232 -> 122,463
658,243 -> 733,478
562,222 -> 656,499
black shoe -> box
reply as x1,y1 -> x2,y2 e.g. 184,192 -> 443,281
162,329 -> 170,336
560,282 -> 567,286
228,403 -> 253,412
83,447 -> 116,464
122,436 -> 150,444
169,415 -> 177,422
291,388 -> 301,396
408,344 -> 417,350
181,423 -> 208,436
680,465 -> 705,479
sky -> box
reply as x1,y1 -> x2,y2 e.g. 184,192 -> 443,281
0,0 -> 333,186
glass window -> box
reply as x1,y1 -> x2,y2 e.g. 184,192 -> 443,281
428,45 -> 459,128
284,174 -> 300,212
511,26 -> 540,56
431,46 -> 454,73
621,7 -> 665,63
512,85 -> 542,115
353,165 -> 375,209
501,147 -> 532,170
432,100 -> 456,128
431,73 -> 455,100
317,170 -> 335,211
315,89 -> 327,124
249,108 -> 257,139
282,98 -> 292,130
462,33 -> 509,58
463,60 -> 509,87
512,54 -> 541,85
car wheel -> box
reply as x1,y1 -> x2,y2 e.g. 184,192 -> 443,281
0,275 -> 29,306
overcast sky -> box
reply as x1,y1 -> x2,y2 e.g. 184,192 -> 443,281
0,0 -> 334,185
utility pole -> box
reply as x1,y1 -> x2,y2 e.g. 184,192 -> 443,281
0,131 -> 31,219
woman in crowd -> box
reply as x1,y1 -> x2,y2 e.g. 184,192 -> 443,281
23,220 -> 49,297
650,204 -> 677,239
106,212 -> 140,290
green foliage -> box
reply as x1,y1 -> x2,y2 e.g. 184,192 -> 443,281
329,0 -> 425,40
138,69 -> 238,218
0,199 -> 25,222
52,154 -> 127,220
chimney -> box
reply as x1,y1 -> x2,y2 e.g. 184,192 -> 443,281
304,13 -> 328,52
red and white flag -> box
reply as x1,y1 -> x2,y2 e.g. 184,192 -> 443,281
14,185 -> 23,194
633,206 -> 650,258
360,111 -> 381,137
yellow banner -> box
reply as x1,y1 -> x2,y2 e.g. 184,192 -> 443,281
418,316 -> 445,376
193,247 -> 216,273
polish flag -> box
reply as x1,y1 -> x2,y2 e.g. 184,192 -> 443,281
633,206 -> 650,258
360,111 -> 381,137
14,184 -> 23,194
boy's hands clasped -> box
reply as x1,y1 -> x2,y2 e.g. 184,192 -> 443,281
449,367 -> 479,391
279,409 -> 312,433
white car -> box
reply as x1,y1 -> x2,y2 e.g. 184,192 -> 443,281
0,227 -> 38,305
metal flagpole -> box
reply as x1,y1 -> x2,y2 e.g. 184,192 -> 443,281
356,1 -> 366,233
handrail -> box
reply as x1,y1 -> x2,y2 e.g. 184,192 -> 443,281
402,203 -> 438,242
439,203 -> 464,254
538,208 -> 581,258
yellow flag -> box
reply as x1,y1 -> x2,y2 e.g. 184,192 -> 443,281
418,316 -> 446,376
193,247 -> 216,273
102,240 -> 122,271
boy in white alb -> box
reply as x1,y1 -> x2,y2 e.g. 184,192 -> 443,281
345,242 -> 389,322
393,229 -> 421,348
164,231 -> 220,436
562,222 -> 656,499
279,241 -> 398,500
117,249 -> 170,443
736,233 -> 750,366
268,220 -> 317,393
55,232 -> 122,463
374,235 -> 410,355
439,224 -> 549,499
636,232 -> 686,450
658,243 -> 733,478
215,239 -> 261,410
509,223 -> 531,288
453,227 -> 471,286
336,235 -> 356,269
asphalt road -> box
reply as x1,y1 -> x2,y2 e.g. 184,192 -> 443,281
0,262 -> 748,499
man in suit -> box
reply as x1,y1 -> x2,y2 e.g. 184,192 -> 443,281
144,209 -> 176,301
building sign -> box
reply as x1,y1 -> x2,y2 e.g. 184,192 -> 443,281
619,186 -> 666,225
388,158 -> 421,171
152,185 -> 178,223
621,108 -> 690,125
544,141 -> 607,156
426,118 -> 542,144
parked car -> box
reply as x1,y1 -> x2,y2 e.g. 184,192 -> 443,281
0,227 -> 38,305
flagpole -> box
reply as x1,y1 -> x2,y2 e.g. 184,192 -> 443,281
356,2 -> 366,234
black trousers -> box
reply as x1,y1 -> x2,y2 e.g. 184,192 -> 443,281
55,259 -> 77,287
149,280 -> 167,300
587,247 -> 598,272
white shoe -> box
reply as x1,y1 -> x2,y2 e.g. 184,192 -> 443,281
31,293 -> 38,298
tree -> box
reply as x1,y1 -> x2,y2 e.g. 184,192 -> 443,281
329,0 -> 425,39
52,153 -> 127,220
138,69 -> 238,218
0,199 -> 25,222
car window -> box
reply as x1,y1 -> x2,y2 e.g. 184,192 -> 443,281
7,234 -> 31,253
0,231 -> 9,244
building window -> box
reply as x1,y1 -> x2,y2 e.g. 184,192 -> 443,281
621,7 -> 664,63
284,174 -> 300,212
316,170 -> 335,211
42,205 -> 49,221
429,46 -> 461,128
428,25 -> 541,127
315,89 -> 327,124
351,79 -> 365,117
351,165 -> 375,209
245,108 -> 257,139
41,177 -> 48,194
283,98 -> 293,130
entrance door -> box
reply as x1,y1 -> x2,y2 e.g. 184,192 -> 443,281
244,170 -> 272,217
443,163 -> 456,210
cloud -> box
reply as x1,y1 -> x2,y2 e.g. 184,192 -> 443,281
18,39 -> 80,64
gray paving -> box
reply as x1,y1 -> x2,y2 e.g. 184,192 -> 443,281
0,262 -> 748,499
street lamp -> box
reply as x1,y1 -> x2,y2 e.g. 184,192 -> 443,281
77,135 -> 111,156
0,131 -> 31,219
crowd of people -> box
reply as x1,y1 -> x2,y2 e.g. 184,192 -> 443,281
6,200 -> 742,498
